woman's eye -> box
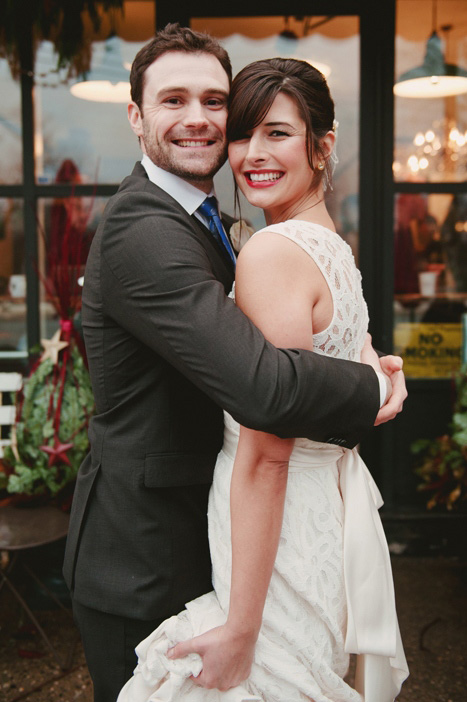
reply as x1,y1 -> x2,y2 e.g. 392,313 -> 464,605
270,130 -> 289,137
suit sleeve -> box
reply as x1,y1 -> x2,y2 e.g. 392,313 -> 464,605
99,190 -> 379,448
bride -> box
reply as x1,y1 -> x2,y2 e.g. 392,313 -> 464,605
118,58 -> 409,702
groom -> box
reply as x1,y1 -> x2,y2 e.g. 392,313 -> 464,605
64,24 -> 405,702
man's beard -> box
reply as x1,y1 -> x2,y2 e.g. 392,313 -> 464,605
142,123 -> 227,183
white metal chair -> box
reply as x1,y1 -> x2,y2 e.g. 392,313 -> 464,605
0,372 -> 22,459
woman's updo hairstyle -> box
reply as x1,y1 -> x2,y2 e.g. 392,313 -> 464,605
227,58 -> 335,193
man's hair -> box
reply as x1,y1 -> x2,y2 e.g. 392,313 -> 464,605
130,23 -> 232,111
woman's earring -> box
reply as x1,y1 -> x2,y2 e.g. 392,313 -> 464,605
317,162 -> 325,171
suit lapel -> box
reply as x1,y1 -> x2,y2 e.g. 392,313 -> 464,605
126,164 -> 235,290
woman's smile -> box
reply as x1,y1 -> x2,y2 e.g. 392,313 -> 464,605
244,170 -> 285,187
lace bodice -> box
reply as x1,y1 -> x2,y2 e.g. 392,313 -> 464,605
252,220 -> 369,361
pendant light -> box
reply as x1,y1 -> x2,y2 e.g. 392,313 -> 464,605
70,34 -> 130,103
394,2 -> 467,98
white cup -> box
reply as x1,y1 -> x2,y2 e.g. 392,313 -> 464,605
8,274 -> 26,298
418,271 -> 438,296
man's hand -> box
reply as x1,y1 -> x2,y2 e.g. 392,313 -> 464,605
374,355 -> 407,426
167,624 -> 256,691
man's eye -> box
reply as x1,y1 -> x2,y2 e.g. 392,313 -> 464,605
206,98 -> 226,108
164,98 -> 182,105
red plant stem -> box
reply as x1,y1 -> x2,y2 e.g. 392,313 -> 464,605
47,363 -> 60,420
53,349 -> 69,434
53,320 -> 72,434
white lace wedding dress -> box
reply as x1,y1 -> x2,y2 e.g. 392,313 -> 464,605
118,221 -> 409,702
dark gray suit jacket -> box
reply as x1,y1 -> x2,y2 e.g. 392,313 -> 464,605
63,162 -> 380,620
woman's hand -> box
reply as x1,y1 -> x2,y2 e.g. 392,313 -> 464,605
375,355 -> 406,426
361,334 -> 407,426
167,623 -> 256,691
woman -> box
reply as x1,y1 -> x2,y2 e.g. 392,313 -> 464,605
118,58 -> 408,702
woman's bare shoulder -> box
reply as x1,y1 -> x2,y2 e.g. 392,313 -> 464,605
237,228 -> 307,266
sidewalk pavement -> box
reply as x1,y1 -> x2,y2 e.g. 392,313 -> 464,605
1,555 -> 466,702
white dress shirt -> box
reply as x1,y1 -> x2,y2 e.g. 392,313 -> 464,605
141,154 -> 214,229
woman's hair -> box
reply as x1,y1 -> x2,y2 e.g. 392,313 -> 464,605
227,58 -> 335,193
130,23 -> 232,112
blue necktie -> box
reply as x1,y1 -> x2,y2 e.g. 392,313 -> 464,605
197,197 -> 236,268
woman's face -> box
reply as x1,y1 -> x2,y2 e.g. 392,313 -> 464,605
228,92 -> 316,221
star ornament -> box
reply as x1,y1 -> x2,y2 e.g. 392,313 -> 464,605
40,329 -> 69,365
40,436 -> 74,467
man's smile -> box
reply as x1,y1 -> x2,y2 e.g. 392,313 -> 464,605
172,138 -> 217,148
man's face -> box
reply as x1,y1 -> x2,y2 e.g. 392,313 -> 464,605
128,51 -> 229,191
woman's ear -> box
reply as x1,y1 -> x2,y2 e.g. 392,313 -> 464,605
321,131 -> 336,161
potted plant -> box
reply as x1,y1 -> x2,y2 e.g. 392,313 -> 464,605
411,365 -> 467,511
0,190 -> 95,508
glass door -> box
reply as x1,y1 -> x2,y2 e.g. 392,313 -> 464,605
393,0 -> 467,381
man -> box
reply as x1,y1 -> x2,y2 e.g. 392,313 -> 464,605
63,24 -> 405,702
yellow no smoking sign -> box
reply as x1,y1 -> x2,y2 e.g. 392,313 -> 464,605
393,323 -> 462,378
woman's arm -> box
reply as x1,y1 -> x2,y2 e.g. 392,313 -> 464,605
169,232 -> 327,689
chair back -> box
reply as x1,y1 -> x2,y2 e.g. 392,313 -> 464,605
0,372 -> 23,458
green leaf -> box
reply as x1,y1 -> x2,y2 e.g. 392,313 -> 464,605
42,419 -> 54,439
411,438 -> 432,454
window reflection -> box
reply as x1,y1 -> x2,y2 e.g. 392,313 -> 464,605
37,196 -> 108,342
0,200 -> 26,353
394,193 -> 467,377
0,58 -> 22,184
394,0 -> 467,183
34,38 -> 145,185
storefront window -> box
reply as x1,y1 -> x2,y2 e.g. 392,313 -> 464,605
393,0 -> 467,377
393,192 -> 467,377
0,199 -> 26,354
34,38 -> 145,185
0,57 -> 22,184
394,0 -> 467,184
37,196 -> 109,342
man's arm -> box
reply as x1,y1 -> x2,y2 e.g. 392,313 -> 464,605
100,190 -> 380,446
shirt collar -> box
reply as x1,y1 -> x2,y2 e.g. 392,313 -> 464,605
141,154 -> 215,215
